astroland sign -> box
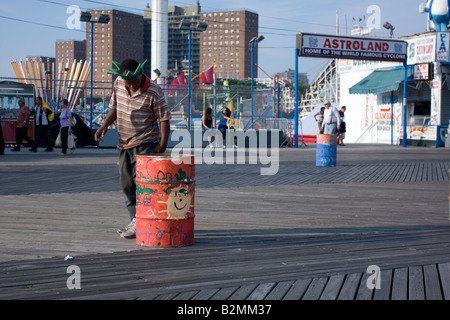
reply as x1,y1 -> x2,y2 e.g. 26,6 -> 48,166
297,33 -> 407,62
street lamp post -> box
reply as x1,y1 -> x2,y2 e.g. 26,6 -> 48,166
80,12 -> 110,130
383,21 -> 395,38
179,20 -> 207,131
187,28 -> 193,131
249,35 -> 264,129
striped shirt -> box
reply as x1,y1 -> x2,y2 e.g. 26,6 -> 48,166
109,75 -> 171,149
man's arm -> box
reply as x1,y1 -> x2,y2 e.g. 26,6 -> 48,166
25,108 -> 30,125
154,120 -> 170,153
334,108 -> 341,126
43,107 -> 52,115
94,108 -> 117,142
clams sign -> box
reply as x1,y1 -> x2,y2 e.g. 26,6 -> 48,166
297,33 -> 407,62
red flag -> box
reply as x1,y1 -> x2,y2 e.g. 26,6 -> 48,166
178,72 -> 187,86
170,73 -> 187,87
199,66 -> 214,85
168,73 -> 188,95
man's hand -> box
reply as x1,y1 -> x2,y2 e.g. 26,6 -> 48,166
95,126 -> 108,142
153,144 -> 166,154
154,120 -> 170,154
95,108 -> 117,142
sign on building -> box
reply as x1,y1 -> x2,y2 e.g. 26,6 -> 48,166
406,35 -> 436,65
413,64 -> 432,80
436,32 -> 450,62
262,93 -> 273,108
296,33 -> 407,62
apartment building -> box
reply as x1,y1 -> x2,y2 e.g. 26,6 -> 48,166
71,5 -> 258,98
144,4 -> 259,80
55,40 -> 86,64
200,10 -> 259,79
84,9 -> 144,98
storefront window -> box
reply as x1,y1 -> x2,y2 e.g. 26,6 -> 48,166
408,101 -> 431,125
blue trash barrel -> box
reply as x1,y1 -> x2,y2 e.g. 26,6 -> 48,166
316,134 -> 337,166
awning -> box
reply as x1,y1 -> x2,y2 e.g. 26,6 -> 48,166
349,67 -> 413,95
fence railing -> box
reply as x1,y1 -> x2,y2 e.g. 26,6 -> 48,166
0,77 -> 293,136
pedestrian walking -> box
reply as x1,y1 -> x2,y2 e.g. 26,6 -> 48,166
12,99 -> 34,151
58,99 -> 73,155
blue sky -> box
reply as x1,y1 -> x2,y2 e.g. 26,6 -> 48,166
0,0 -> 428,83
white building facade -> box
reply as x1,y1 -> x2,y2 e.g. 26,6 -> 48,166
339,31 -> 450,147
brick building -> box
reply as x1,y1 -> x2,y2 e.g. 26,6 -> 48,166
83,9 -> 144,98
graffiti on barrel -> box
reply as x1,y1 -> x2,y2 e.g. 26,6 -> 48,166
135,154 -> 195,247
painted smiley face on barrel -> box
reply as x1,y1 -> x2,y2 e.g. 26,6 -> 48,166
158,186 -> 194,219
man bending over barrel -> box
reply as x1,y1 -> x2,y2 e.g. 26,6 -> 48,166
95,59 -> 171,239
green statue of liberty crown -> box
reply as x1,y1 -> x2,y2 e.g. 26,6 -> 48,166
106,60 -> 147,81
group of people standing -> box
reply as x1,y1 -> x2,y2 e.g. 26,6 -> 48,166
11,97 -> 75,155
314,101 -> 347,146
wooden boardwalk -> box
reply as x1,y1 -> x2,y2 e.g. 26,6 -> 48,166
0,144 -> 449,300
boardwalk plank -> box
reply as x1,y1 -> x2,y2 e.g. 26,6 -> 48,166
191,288 -> 220,300
173,290 -> 200,300
356,271 -> 374,300
264,281 -> 294,300
391,268 -> 408,300
302,277 -> 327,300
319,274 -> 345,300
209,287 -> 239,300
282,279 -> 312,300
408,266 -> 425,300
423,264 -> 443,300
154,292 -> 181,300
337,273 -> 362,300
372,269 -> 393,300
136,293 -> 159,300
438,262 -> 450,300
427,162 -> 433,182
405,162 -> 415,182
418,162 -> 424,182
228,284 -> 259,300
398,162 -> 410,182
247,282 -> 276,300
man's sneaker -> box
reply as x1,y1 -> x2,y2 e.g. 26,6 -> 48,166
117,218 -> 134,233
118,218 -> 136,239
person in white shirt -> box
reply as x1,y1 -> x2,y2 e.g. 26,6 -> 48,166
320,101 -> 341,135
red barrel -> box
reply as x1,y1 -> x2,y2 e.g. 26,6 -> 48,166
135,154 -> 195,247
